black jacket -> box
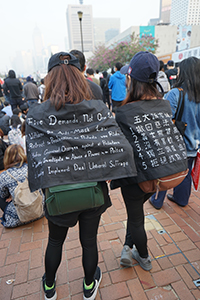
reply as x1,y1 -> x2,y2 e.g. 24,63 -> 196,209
3,70 -> 22,99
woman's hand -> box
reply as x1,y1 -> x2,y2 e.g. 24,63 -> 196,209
6,196 -> 12,203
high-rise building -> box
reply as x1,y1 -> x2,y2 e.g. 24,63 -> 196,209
66,4 -> 94,52
170,0 -> 200,25
160,0 -> 172,24
32,26 -> 45,71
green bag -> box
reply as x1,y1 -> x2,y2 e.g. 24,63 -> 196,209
45,182 -> 104,216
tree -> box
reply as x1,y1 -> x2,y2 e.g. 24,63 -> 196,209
87,33 -> 159,72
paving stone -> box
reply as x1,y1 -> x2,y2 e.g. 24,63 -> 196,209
152,268 -> 181,286
176,239 -> 197,252
157,257 -> 173,270
127,278 -> 148,300
102,249 -> 119,271
161,243 -> 180,255
171,280 -> 195,300
100,282 -> 130,300
146,287 -> 178,300
99,240 -> 112,251
168,253 -> 187,266
183,263 -> 200,280
12,279 -> 41,299
183,249 -> 200,262
110,268 -> 137,284
0,247 -> 7,267
20,240 -> 42,252
165,224 -> 182,234
110,239 -> 123,258
134,265 -> 156,290
176,265 -> 197,290
170,231 -> 188,242
182,225 -> 200,242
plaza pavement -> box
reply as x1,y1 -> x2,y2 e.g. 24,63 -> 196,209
1,186 -> 200,300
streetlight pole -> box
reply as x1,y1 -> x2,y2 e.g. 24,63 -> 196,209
77,11 -> 84,53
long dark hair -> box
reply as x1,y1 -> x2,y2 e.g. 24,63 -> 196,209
174,57 -> 200,103
44,55 -> 92,110
123,77 -> 162,105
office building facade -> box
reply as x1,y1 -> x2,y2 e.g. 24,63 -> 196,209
66,4 -> 94,52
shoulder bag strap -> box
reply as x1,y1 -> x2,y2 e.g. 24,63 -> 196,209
6,170 -> 27,184
174,88 -> 185,122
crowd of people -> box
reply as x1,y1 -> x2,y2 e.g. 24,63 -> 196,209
0,49 -> 199,300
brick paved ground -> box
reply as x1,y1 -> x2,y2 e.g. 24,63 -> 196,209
1,187 -> 200,300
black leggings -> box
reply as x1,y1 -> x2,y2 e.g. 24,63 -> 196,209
45,214 -> 101,287
121,184 -> 153,258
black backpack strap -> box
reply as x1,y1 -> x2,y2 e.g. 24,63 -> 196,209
174,88 -> 185,122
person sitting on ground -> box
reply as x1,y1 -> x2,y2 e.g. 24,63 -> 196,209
0,145 -> 42,228
1,100 -> 13,118
12,107 -> 25,122
8,115 -> 22,146
0,111 -> 11,135
20,102 -> 29,119
0,128 -> 8,170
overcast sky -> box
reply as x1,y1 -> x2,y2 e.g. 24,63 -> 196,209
0,0 -> 160,73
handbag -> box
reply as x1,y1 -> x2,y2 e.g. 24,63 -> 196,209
172,88 -> 187,136
138,169 -> 188,197
191,150 -> 200,191
45,182 -> 104,216
7,172 -> 43,222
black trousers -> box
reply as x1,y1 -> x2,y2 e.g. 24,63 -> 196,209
45,214 -> 101,287
121,184 -> 153,258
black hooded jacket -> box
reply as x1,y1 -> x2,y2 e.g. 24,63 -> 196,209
3,70 -> 22,99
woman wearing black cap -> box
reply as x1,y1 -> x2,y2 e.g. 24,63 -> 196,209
111,51 -> 187,271
43,53 -> 106,300
25,52 -> 136,300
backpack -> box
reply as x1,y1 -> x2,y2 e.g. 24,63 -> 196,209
7,172 -> 44,222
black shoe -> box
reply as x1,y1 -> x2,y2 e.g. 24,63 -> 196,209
83,266 -> 102,300
149,199 -> 161,210
167,194 -> 185,207
42,274 -> 57,300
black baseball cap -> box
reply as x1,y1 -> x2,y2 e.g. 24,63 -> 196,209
127,51 -> 159,83
48,52 -> 81,73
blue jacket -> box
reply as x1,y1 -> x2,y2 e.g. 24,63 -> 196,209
108,71 -> 126,101
164,88 -> 200,157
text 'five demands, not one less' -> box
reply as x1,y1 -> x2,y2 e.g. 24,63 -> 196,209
26,100 -> 137,192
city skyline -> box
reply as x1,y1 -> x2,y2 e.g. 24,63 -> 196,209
0,0 -> 160,75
